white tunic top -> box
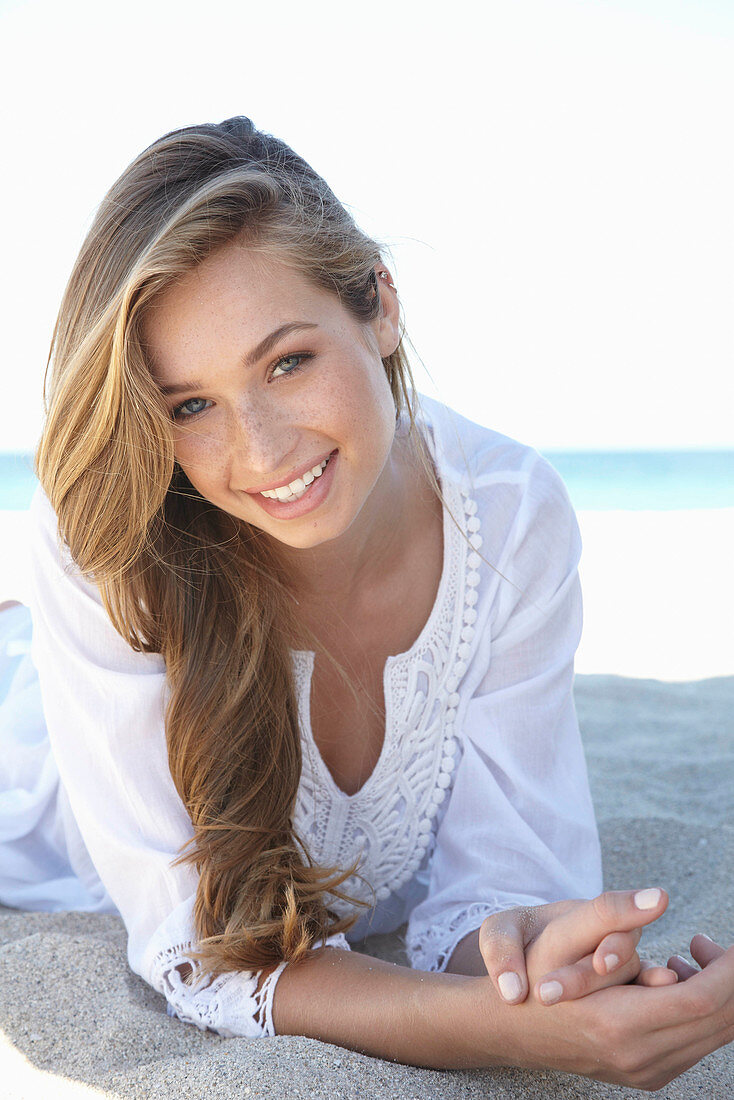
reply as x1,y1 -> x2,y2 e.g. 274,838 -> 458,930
0,396 -> 602,1038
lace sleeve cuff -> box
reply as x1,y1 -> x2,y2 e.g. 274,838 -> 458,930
406,899 -> 534,973
153,931 -> 350,1038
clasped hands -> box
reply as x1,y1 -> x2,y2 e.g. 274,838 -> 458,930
465,888 -> 733,1089
479,887 -> 681,1006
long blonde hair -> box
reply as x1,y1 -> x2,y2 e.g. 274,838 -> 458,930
37,117 -> 425,974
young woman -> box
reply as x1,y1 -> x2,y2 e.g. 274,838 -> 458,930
0,117 -> 731,1089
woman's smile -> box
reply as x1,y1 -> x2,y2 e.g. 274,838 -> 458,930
244,448 -> 338,518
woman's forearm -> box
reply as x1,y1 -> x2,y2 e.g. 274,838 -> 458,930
272,939 -> 734,1088
272,947 -> 498,1068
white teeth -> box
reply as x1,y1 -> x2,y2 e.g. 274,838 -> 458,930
260,456 -> 330,501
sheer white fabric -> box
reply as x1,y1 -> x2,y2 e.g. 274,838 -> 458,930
405,422 -> 602,968
0,396 -> 602,1033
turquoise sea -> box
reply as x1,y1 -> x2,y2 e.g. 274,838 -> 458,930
542,449 -> 734,511
1,449 -> 733,512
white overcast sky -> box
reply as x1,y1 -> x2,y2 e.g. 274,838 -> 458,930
1,0 -> 732,451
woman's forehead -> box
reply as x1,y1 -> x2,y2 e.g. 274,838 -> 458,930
141,247 -> 358,383
147,250 -> 314,336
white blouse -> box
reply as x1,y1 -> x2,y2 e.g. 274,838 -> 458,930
0,396 -> 602,1038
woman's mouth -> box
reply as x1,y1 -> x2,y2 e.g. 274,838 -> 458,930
258,454 -> 332,503
247,450 -> 338,518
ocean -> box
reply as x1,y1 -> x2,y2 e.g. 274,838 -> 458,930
541,449 -> 734,511
1,449 -> 733,512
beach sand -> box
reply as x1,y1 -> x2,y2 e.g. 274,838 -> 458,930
1,508 -> 732,1097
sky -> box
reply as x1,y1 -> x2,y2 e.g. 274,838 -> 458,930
1,0 -> 733,452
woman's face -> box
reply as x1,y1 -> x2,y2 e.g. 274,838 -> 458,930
143,238 -> 401,550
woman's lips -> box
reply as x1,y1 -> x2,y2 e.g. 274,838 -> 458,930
248,450 -> 338,519
243,450 -> 335,495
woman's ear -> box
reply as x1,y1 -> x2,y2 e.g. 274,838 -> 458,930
373,266 -> 401,357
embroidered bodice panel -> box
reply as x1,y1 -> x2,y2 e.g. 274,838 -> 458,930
291,477 -> 484,913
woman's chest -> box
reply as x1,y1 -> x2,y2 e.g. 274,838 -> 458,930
298,491 -> 446,798
307,563 -> 442,797
308,638 -> 392,798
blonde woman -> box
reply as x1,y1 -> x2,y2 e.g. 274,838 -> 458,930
0,118 -> 731,1089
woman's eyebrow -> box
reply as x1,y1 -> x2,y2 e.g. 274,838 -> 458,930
243,321 -> 319,369
158,321 -> 319,396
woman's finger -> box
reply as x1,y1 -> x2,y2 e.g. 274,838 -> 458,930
478,910 -> 533,1004
634,958 -> 678,987
665,936 -> 724,982
642,943 -> 734,1029
667,954 -> 699,981
539,888 -> 669,970
533,948 -> 641,1005
591,929 -> 642,976
690,933 -> 725,968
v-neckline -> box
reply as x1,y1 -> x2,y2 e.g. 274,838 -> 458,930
292,453 -> 462,803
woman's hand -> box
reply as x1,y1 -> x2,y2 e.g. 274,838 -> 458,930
273,910 -> 732,1086
486,932 -> 734,1090
476,888 -> 678,1004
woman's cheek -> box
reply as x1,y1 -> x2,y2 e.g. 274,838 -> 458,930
174,425 -> 231,491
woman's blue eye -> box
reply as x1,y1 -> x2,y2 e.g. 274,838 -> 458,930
271,353 -> 312,379
173,397 -> 210,420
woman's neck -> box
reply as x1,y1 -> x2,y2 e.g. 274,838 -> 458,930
279,428 -> 436,610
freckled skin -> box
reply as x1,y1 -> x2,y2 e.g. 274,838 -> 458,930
143,240 -> 406,575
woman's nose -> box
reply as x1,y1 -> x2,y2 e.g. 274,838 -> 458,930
228,398 -> 297,483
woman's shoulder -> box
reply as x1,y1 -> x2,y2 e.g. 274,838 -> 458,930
29,484 -> 56,527
28,486 -> 83,577
417,394 -> 572,519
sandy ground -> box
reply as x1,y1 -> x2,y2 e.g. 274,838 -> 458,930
1,508 -> 732,1097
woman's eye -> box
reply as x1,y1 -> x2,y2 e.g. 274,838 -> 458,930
270,353 -> 312,380
173,397 -> 211,420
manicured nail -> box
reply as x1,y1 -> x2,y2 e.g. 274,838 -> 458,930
697,933 -> 714,943
634,888 -> 662,910
604,953 -> 620,973
538,980 -> 563,1005
498,971 -> 523,1002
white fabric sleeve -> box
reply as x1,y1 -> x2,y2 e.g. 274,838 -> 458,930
27,488 -> 350,1035
406,458 -> 603,972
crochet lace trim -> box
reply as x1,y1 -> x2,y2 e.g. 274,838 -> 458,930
151,940 -> 286,1038
292,476 -> 484,923
150,930 -> 349,1037
407,899 -> 523,973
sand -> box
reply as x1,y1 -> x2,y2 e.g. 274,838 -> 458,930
1,508 -> 732,1097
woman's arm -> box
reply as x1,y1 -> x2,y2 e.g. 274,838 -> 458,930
407,456 -> 603,975
273,913 -> 734,1088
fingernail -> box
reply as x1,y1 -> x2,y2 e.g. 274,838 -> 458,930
697,933 -> 714,943
604,953 -> 620,973
634,888 -> 662,910
538,980 -> 563,1005
498,971 -> 523,1002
